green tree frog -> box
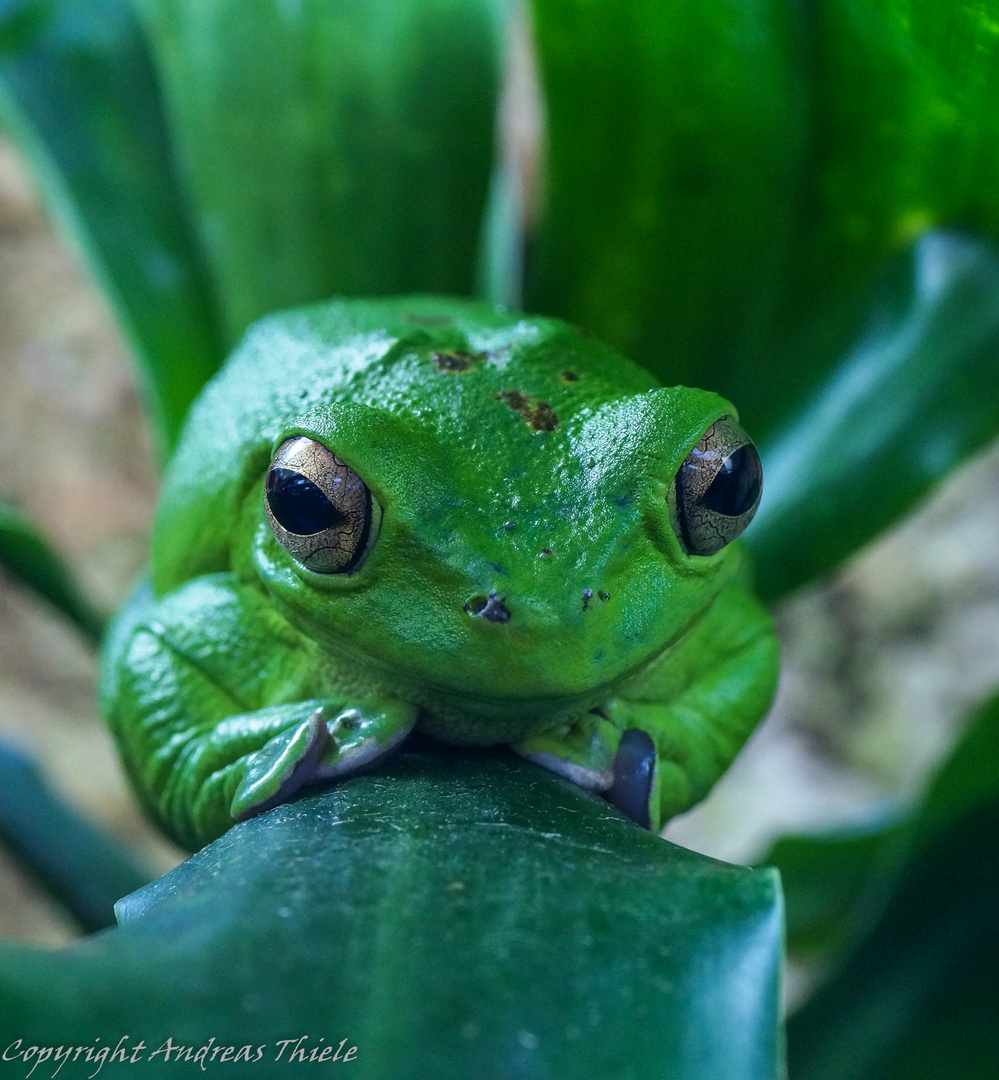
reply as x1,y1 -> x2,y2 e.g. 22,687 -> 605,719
100,297 -> 779,851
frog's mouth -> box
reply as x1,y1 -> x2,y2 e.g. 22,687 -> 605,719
409,691 -> 612,747
396,633 -> 670,746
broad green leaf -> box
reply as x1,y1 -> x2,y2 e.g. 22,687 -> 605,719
0,745 -> 150,933
525,0 -> 805,416
766,813 -> 910,966
777,691 -> 997,993
0,0 -> 224,455
0,501 -> 104,641
0,746 -> 783,1079
525,1 -> 999,443
745,232 -> 999,602
139,0 -> 506,345
786,793 -> 999,1080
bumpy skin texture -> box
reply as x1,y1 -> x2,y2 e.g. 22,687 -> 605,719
100,296 -> 779,851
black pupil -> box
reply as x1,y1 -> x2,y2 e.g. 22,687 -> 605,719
266,468 -> 340,535
701,445 -> 762,517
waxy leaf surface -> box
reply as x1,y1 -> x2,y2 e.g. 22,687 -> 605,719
0,746 -> 783,1080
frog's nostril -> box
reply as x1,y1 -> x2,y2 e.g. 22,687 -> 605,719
463,592 -> 511,623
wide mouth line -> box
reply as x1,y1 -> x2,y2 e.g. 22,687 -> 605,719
420,682 -> 607,712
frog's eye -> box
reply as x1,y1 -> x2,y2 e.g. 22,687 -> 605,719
264,437 -> 381,573
673,416 -> 762,556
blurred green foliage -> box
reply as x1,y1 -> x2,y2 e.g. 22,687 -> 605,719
780,693 -> 999,1079
0,500 -> 104,641
0,744 -> 149,932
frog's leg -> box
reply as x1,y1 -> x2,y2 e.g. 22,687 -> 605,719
101,575 -> 416,850
513,582 -> 779,832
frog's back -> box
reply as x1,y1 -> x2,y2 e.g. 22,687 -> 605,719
152,296 -> 660,594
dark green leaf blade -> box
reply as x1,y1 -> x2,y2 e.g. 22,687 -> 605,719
0,0 -> 225,454
773,691 -> 999,969
0,747 -> 784,1079
767,814 -> 910,967
0,744 -> 151,933
773,694 -> 999,1080
0,500 -> 104,641
745,231 -> 999,602
525,2 -> 999,445
140,0 -> 506,345
786,798 -> 999,1080
524,0 -> 806,412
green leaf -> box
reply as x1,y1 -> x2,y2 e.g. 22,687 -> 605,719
138,0 -> 506,345
766,812 -> 910,966
774,692 -> 999,966
525,0 -> 804,413
0,0 -> 224,455
771,693 -> 999,1080
525,1 -> 999,442
0,747 -> 783,1079
0,500 -> 104,641
745,232 -> 999,602
786,796 -> 999,1080
0,745 -> 150,933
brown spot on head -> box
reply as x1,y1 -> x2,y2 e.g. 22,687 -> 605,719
560,370 -> 580,382
497,390 -> 559,432
528,401 -> 559,431
431,349 -> 486,373
498,389 -> 528,411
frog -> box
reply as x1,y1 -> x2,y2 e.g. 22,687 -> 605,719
99,295 -> 779,852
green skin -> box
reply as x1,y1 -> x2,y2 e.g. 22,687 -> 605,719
100,297 -> 779,851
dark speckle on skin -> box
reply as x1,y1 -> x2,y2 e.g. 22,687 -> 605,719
560,371 -> 580,382
431,349 -> 487,373
497,390 -> 559,432
498,389 -> 529,411
539,548 -> 553,557
464,592 -> 511,623
503,521 -> 517,532
598,590 -> 611,602
528,402 -> 559,432
582,588 -> 593,611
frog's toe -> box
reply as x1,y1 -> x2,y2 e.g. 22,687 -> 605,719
230,710 -> 330,821
316,700 -> 418,779
606,728 -> 658,831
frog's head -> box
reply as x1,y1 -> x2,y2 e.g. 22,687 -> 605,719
243,330 -> 762,743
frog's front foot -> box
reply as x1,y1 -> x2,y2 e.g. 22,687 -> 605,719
512,709 -> 662,831
231,709 -> 331,820
315,700 -> 418,780
606,728 -> 659,831
231,699 -> 417,822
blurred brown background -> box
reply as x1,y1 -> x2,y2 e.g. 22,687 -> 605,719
1,124 -> 998,948
0,131 -> 182,943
